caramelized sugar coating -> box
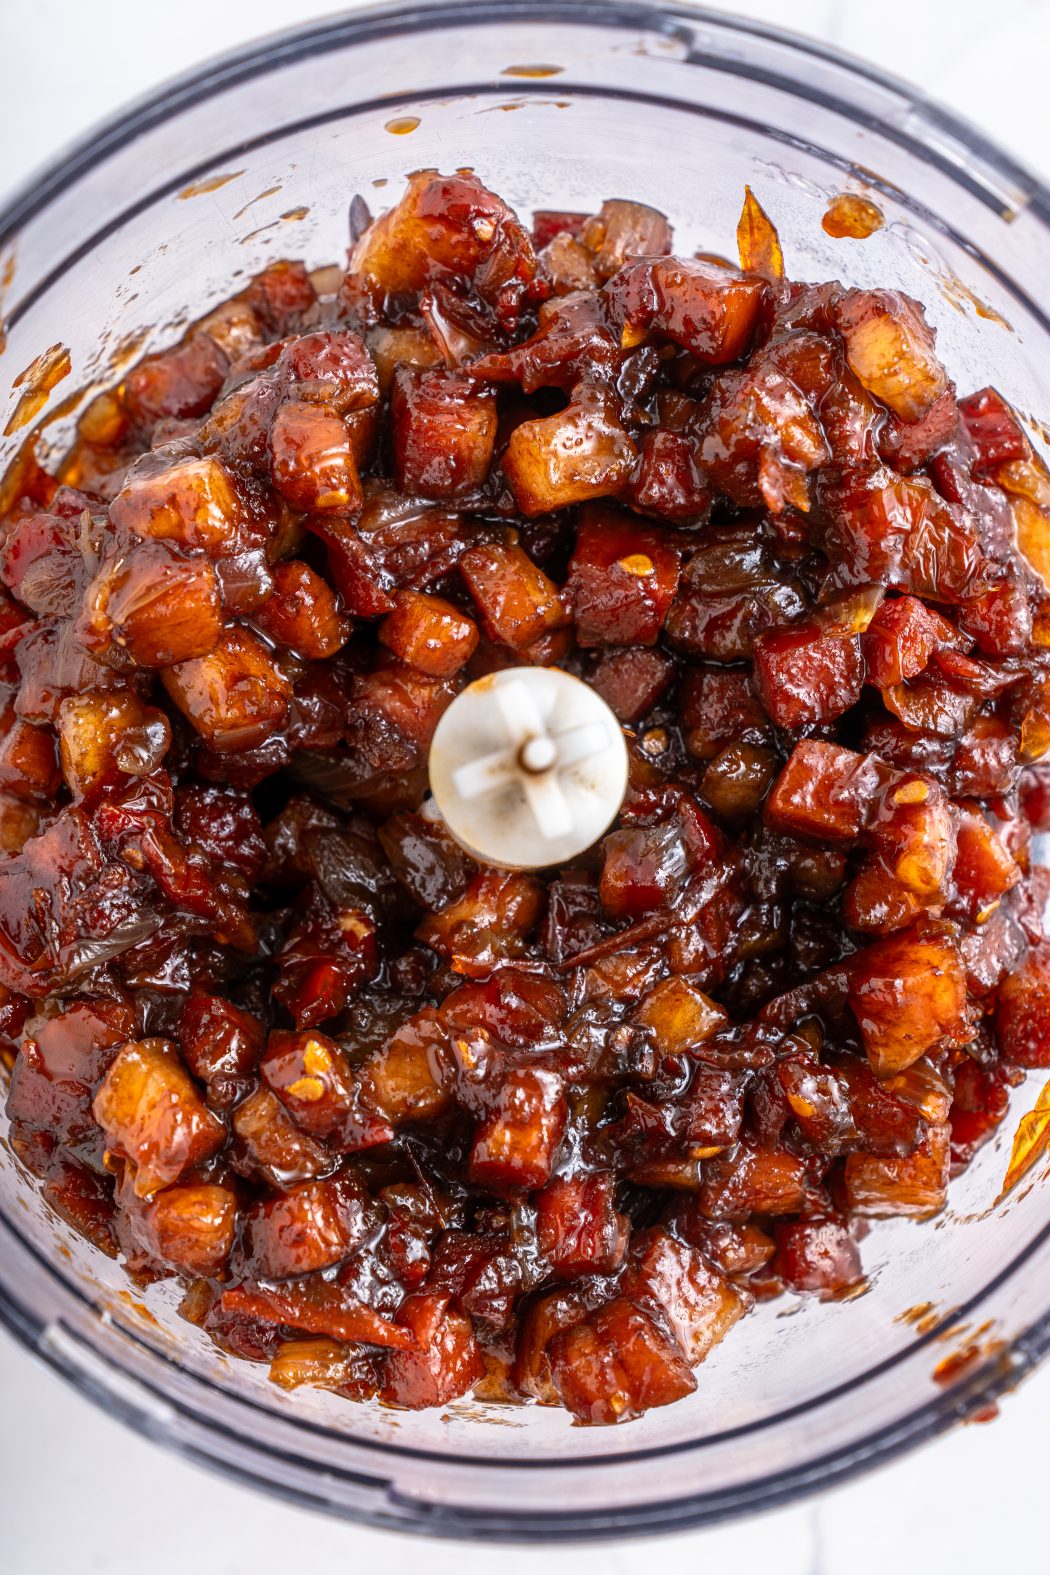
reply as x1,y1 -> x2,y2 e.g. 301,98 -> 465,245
3,172 -> 1049,1424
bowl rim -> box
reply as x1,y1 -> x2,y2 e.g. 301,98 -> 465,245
2,0 -> 1049,250
2,0 -> 1050,1540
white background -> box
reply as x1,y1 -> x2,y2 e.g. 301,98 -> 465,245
3,1 -> 1050,1570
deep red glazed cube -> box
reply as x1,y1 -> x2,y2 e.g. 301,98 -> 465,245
566,506 -> 681,646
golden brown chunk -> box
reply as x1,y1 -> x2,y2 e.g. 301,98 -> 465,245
358,1012 -> 451,1125
835,289 -> 949,422
93,1040 -> 225,1197
633,977 -> 728,1054
844,1125 -> 951,1218
58,690 -> 171,798
80,543 -> 223,667
142,1183 -> 237,1275
848,924 -> 968,1076
270,400 -> 362,514
623,1228 -> 748,1365
501,398 -> 637,516
110,454 -> 251,556
378,589 -> 478,677
162,627 -> 292,751
460,543 -> 567,649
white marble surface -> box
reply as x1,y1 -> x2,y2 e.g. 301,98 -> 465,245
3,0 -> 1050,1569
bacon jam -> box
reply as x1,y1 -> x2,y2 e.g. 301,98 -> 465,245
2,172 -> 1049,1425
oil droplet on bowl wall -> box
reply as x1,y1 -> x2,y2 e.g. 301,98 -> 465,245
896,1300 -> 936,1326
178,170 -> 245,199
233,185 -> 284,221
822,191 -> 885,239
116,1289 -> 163,1330
501,63 -> 564,78
385,116 -> 420,135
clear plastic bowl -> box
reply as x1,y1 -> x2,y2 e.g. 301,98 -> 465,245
2,0 -> 1050,1542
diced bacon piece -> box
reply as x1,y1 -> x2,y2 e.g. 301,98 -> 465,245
535,1173 -> 629,1277
753,624 -> 863,728
765,741 -> 889,844
79,542 -> 223,667
379,589 -> 478,677
549,1297 -> 696,1424
262,1029 -> 393,1149
178,988 -> 263,1108
231,1087 -> 332,1185
365,324 -> 442,394
270,400 -> 362,514
358,1012 -> 451,1125
773,1218 -> 864,1296
848,923 -> 968,1075
566,506 -> 681,646
623,1228 -> 748,1364
239,1176 -> 371,1279
958,386 -> 1028,473
349,171 -> 540,326
252,559 -> 348,660
124,334 -> 229,430
581,199 -> 672,280
382,1292 -> 484,1407
92,1039 -> 225,1198
141,1183 -> 237,1276
951,809 -> 1020,921
58,690 -> 171,799
861,595 -> 963,689
0,713 -> 60,801
502,397 -> 638,516
391,367 -> 498,499
469,1069 -> 567,1191
699,1143 -> 807,1221
680,666 -> 772,760
628,428 -> 713,522
699,359 -> 829,512
844,1124 -> 950,1218
460,543 -> 566,649
110,454 -> 253,557
835,289 -> 949,421
588,646 -> 676,724
604,257 -> 768,363
995,941 -> 1050,1066
532,209 -> 589,249
277,329 -> 380,414
162,627 -> 292,752
633,977 -> 728,1054
440,968 -> 567,1048
244,259 -> 317,333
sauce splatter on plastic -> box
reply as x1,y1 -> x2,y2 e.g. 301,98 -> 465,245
897,1300 -> 936,1326
501,63 -> 564,78
233,185 -> 284,221
281,206 -> 310,222
4,343 -> 71,435
933,1337 -> 1005,1386
178,171 -> 244,200
822,192 -> 885,239
117,1289 -> 163,1329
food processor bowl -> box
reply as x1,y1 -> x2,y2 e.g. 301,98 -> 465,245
2,0 -> 1050,1540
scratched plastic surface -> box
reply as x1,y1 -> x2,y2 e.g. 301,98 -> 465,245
2,0 -> 1050,1540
